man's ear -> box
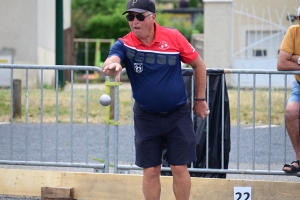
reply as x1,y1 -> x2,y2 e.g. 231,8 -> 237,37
152,13 -> 156,20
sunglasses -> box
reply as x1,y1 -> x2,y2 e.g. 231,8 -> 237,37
126,13 -> 152,22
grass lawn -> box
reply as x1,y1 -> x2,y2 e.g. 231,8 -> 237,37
0,86 -> 289,125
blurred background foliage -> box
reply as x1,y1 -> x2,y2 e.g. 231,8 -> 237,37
72,0 -> 128,38
72,0 -> 203,67
72,0 -> 203,40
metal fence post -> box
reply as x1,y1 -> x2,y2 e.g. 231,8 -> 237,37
13,79 -> 21,118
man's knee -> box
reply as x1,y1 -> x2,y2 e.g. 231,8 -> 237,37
170,165 -> 188,176
285,102 -> 300,120
144,165 -> 161,177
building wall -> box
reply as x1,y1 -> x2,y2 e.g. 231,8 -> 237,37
0,0 -> 39,87
233,0 -> 299,59
37,0 -> 56,86
0,0 -> 71,88
202,0 -> 233,70
202,0 -> 299,87
0,0 -> 38,63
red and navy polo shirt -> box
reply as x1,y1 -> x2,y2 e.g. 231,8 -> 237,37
108,22 -> 198,113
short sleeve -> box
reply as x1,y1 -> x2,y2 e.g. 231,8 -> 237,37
175,30 -> 199,63
108,39 -> 126,62
280,27 -> 295,54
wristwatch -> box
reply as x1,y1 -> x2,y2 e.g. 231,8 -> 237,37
298,57 -> 300,65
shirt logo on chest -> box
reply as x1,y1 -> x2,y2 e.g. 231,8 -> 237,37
134,63 -> 143,73
159,41 -> 169,50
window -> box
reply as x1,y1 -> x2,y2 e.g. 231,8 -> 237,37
253,49 -> 267,57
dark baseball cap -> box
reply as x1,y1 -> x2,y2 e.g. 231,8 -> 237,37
122,0 -> 156,15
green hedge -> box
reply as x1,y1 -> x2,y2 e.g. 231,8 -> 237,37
86,12 -> 203,42
87,13 -> 130,39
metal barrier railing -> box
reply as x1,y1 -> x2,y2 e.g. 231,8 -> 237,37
0,64 -> 300,177
117,69 -> 300,177
0,64 -> 120,173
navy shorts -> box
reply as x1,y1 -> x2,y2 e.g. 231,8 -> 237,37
133,100 -> 196,168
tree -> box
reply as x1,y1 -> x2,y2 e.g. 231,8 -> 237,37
189,0 -> 203,8
72,0 -> 126,15
72,0 -> 127,38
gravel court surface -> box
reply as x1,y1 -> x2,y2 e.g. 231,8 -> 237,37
0,196 -> 40,200
1,123 -> 300,199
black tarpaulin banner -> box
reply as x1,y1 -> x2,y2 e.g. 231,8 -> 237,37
161,69 -> 231,178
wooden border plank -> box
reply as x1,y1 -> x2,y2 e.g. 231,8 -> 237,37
0,169 -> 61,196
1,168 -> 300,199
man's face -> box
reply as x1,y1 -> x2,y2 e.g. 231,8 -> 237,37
126,11 -> 155,39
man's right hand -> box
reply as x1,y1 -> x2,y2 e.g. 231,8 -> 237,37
102,56 -> 122,82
